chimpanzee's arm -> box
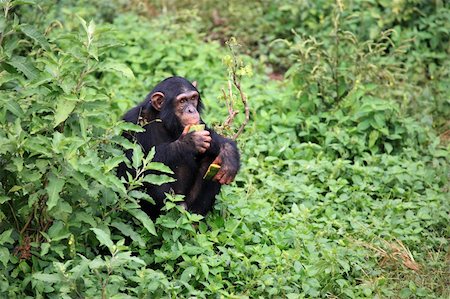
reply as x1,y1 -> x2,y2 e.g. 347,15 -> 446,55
152,140 -> 197,167
207,130 -> 239,158
206,129 -> 240,184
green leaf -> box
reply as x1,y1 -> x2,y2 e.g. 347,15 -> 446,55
7,56 -> 39,79
128,190 -> 155,204
356,119 -> 370,131
127,208 -> 157,236
87,20 -> 96,37
32,273 -> 61,284
368,130 -> 379,148
53,98 -> 77,127
111,221 -> 146,248
20,24 -> 51,51
46,173 -> 64,211
11,1 -> 36,7
142,174 -> 175,186
384,142 -> 393,154
5,100 -> 24,117
47,220 -> 70,241
0,71 -> 20,85
180,266 -> 197,283
0,247 -> 9,267
0,229 -> 14,245
117,121 -> 146,133
373,113 -> 385,129
8,185 -> 21,193
146,162 -> 174,174
132,144 -> 144,169
91,228 -> 114,249
201,263 -> 209,279
40,243 -> 51,256
417,207 -> 431,220
101,62 -> 135,79
0,196 -> 10,204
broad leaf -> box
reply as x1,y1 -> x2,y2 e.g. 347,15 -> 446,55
100,62 -> 135,79
127,208 -> 157,236
91,228 -> 114,249
7,56 -> 39,79
53,98 -> 77,127
32,273 -> 61,283
20,24 -> 51,51
142,174 -> 175,186
46,173 -> 64,211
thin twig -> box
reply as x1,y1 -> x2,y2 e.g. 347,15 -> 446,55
231,75 -> 249,140
220,38 -> 250,140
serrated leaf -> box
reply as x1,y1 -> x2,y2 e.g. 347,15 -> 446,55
111,221 -> 146,248
128,190 -> 155,204
384,142 -> 393,154
180,266 -> 197,283
0,229 -> 14,245
47,220 -> 70,241
356,119 -> 370,131
142,174 -> 175,186
104,156 -> 125,173
373,113 -> 385,129
0,196 -> 10,204
132,144 -> 144,169
146,162 -> 174,174
32,273 -> 61,283
46,173 -> 64,211
117,121 -> 145,132
201,263 -> 209,279
127,209 -> 157,236
20,24 -> 50,51
101,62 -> 135,79
7,56 -> 39,79
5,100 -> 23,117
145,147 -> 156,162
87,20 -> 96,36
11,1 -> 36,7
78,16 -> 88,33
368,130 -> 379,148
0,247 -> 9,267
91,228 -> 114,249
8,185 -> 21,193
40,243 -> 50,256
128,190 -> 152,200
0,71 -> 20,85
54,98 -> 76,127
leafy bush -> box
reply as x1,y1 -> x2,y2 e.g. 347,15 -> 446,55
145,0 -> 449,129
0,3 -> 165,296
0,1 -> 449,298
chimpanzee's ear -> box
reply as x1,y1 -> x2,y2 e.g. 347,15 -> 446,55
192,81 -> 198,88
150,92 -> 165,111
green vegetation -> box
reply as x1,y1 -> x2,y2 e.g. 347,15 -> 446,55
1,0 -> 448,298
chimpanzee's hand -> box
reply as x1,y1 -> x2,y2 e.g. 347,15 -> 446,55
212,143 -> 240,185
180,125 -> 212,153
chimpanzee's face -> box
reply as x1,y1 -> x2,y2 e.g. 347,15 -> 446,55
149,76 -> 203,136
174,90 -> 200,127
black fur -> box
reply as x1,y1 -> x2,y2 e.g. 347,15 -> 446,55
117,76 -> 240,219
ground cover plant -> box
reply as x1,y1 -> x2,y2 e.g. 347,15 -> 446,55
0,0 -> 449,298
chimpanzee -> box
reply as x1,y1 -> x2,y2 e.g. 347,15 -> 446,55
117,76 -> 240,219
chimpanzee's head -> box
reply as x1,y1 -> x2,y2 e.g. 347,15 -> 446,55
147,76 -> 204,136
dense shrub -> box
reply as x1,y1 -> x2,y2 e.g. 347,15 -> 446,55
0,1 -> 448,298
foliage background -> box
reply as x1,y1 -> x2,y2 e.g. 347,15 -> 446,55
0,0 -> 449,298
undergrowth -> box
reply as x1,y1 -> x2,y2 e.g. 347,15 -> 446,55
0,1 -> 448,298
